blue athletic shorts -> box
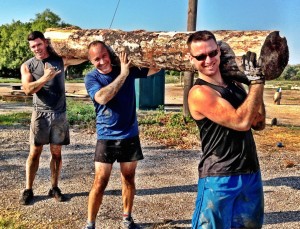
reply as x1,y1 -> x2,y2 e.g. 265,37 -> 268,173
192,171 -> 264,229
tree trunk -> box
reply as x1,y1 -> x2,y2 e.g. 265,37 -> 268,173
44,28 -> 289,81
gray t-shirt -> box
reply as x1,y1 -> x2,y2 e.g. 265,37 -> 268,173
25,55 -> 66,112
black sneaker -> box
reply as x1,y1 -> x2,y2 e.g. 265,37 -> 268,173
122,217 -> 141,229
19,189 -> 34,205
48,187 -> 67,202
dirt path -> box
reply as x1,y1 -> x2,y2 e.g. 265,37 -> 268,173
0,83 -> 300,228
0,127 -> 299,229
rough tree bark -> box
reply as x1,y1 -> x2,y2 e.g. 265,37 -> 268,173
44,28 -> 289,81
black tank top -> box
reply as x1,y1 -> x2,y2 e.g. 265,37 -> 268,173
194,78 -> 260,178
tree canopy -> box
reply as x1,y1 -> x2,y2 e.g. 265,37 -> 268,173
0,9 -> 75,78
279,64 -> 300,80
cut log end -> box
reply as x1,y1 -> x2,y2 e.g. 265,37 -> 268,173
260,31 -> 289,80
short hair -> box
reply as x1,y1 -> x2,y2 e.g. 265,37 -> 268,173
88,40 -> 118,65
27,31 -> 46,41
88,40 -> 108,51
187,30 -> 217,51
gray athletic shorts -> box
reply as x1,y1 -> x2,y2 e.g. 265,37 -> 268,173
94,135 -> 144,163
30,111 -> 70,146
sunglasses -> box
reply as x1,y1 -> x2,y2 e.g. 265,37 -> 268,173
191,49 -> 219,61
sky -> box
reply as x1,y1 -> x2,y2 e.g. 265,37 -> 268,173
0,0 -> 299,64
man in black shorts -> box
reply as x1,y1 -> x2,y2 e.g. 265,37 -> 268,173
20,31 -> 69,205
84,41 -> 160,229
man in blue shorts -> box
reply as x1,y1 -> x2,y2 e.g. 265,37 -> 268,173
84,40 -> 160,229
20,31 -> 69,205
187,31 -> 266,228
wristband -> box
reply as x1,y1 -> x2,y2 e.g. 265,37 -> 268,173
250,79 -> 265,85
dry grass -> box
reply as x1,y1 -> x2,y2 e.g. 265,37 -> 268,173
254,126 -> 300,153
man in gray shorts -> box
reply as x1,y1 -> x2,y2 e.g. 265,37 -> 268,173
19,31 -> 70,205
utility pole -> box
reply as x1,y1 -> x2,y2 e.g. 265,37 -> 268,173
183,0 -> 198,117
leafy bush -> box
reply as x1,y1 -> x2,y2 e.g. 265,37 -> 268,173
279,64 -> 300,80
165,70 -> 181,76
0,217 -> 25,229
0,99 -> 200,149
165,73 -> 181,84
138,108 -> 199,149
0,112 -> 31,125
66,99 -> 95,128
0,77 -> 21,83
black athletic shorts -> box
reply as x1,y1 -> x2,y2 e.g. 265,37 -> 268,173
94,135 -> 144,163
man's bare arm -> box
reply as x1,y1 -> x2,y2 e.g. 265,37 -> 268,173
188,83 -> 264,131
251,101 -> 266,131
21,62 -> 61,95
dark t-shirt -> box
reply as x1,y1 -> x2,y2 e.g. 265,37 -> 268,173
193,78 -> 260,178
25,55 -> 66,112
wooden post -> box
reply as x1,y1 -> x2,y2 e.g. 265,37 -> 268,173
183,0 -> 198,117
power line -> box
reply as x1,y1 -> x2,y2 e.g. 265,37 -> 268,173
109,0 -> 121,29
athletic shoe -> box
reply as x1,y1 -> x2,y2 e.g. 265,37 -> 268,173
83,225 -> 95,229
122,217 -> 141,229
19,189 -> 34,205
48,187 -> 67,202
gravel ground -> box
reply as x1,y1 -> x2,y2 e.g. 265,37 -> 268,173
0,126 -> 299,229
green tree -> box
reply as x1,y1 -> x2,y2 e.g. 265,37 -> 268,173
280,65 -> 300,80
66,61 -> 93,79
30,8 -> 73,32
0,21 -> 31,74
295,71 -> 300,80
0,9 -> 76,78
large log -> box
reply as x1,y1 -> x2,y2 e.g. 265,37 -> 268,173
44,28 -> 289,81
